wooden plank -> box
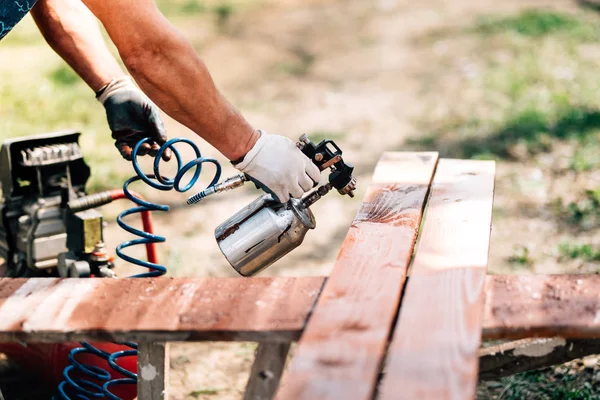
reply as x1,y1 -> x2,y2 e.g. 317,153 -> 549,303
483,274 -> 600,339
0,276 -> 324,343
379,159 -> 496,400
244,342 -> 291,400
479,338 -> 600,380
138,342 -> 169,400
276,152 -> 439,400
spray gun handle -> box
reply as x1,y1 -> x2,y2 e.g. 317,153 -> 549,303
187,173 -> 248,205
187,136 -> 316,205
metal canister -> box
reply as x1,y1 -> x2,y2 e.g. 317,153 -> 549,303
215,194 -> 316,276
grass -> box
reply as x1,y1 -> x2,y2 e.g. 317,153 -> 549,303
473,10 -> 600,40
559,243 -> 600,262
508,246 -> 534,267
275,47 -> 316,77
480,369 -> 597,400
189,388 -> 222,397
410,8 -> 600,163
563,189 -> 600,228
49,64 -> 79,87
305,130 -> 346,144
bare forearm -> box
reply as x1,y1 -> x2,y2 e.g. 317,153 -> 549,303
123,36 -> 257,160
83,0 -> 257,160
31,0 -> 124,91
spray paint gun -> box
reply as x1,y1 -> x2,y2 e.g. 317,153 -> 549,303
188,134 -> 356,276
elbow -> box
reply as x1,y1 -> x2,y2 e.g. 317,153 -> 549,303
120,44 -> 161,79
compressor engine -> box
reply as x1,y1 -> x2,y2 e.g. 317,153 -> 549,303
0,131 -> 114,278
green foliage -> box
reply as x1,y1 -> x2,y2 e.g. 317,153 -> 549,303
570,140 -> 600,172
190,388 -> 221,397
559,242 -> 600,262
492,369 -> 597,400
275,48 -> 315,77
214,3 -> 235,27
412,8 -> 600,161
473,10 -> 599,40
48,65 -> 79,87
463,107 -> 600,159
180,0 -> 206,14
306,130 -> 346,144
564,189 -> 600,227
508,246 -> 533,267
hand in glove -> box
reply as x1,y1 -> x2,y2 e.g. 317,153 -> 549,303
96,76 -> 171,161
234,131 -> 321,203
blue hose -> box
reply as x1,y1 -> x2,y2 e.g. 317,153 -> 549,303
56,138 -> 222,399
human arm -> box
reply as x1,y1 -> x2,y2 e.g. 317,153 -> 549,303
79,0 -> 320,201
30,0 -> 170,159
79,0 -> 257,161
30,0 -> 123,91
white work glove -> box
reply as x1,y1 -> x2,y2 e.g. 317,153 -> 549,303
234,131 -> 321,203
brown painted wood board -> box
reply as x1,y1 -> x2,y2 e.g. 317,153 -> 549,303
0,276 -> 324,342
275,152 -> 440,400
379,158 -> 496,400
483,274 -> 600,339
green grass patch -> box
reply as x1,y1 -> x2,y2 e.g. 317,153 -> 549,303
565,189 -> 600,227
482,369 -> 598,399
275,48 -> 315,77
412,7 -> 600,161
473,10 -> 600,40
508,246 -> 534,267
570,138 -> 600,172
305,130 -> 346,144
48,65 -> 79,87
550,189 -> 600,231
559,242 -> 600,262
190,388 -> 222,397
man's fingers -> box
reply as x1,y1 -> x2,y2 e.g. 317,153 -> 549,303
289,184 -> 304,199
274,190 -> 289,203
117,142 -> 133,161
147,110 -> 168,144
149,142 -> 161,157
299,174 -> 313,192
306,162 -> 321,184
136,142 -> 152,156
161,147 -> 172,162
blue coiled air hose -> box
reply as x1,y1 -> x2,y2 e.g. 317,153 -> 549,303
56,138 -> 222,399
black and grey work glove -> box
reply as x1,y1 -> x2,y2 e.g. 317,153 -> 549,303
96,76 -> 171,161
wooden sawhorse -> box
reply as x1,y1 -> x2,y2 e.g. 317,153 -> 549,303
2,153 -> 599,399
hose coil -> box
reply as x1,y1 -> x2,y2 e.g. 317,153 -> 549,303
56,138 -> 222,399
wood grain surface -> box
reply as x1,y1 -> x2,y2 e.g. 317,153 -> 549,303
379,159 -> 496,400
479,337 -> 600,380
275,152 -> 439,400
483,274 -> 600,339
0,276 -> 325,342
